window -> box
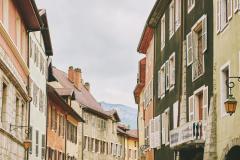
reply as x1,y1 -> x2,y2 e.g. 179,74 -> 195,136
15,97 -> 20,129
187,15 -> 207,80
161,14 -> 166,50
1,82 -> 7,124
175,0 -> 181,30
95,139 -> 99,153
21,103 -> 25,136
169,53 -> 176,89
2,0 -> 9,30
217,0 -> 233,33
29,127 -> 33,154
187,0 -> 195,13
67,121 -> 77,144
221,63 -> 230,116
134,150 -> 137,159
41,135 -> 46,159
128,149 -> 131,159
16,16 -> 21,50
36,130 -> 39,157
189,86 -> 209,121
144,79 -> 153,107
83,136 -> 87,150
169,1 -> 175,39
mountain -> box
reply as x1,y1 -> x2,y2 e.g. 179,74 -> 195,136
100,102 -> 137,129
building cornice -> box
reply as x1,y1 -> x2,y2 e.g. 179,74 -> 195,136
0,22 -> 30,76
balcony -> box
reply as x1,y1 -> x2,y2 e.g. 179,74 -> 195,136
192,57 -> 204,80
170,120 -> 207,148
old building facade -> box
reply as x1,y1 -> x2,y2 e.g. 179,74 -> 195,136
0,0 -> 41,159
28,9 -> 53,160
214,1 -> 240,160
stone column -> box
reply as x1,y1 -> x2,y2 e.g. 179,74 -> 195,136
203,95 -> 217,160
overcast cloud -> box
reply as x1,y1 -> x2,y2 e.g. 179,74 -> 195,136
36,0 -> 155,107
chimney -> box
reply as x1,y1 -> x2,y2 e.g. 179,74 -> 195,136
68,66 -> 74,82
84,82 -> 90,92
74,68 -> 82,89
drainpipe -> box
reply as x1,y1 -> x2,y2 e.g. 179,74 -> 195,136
82,110 -> 84,160
65,114 -> 67,160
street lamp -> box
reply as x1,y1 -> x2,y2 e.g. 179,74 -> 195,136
225,77 -> 240,115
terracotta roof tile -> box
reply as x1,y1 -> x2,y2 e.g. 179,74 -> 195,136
126,129 -> 138,139
52,67 -> 108,116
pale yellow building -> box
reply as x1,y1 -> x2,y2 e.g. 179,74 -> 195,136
214,1 -> 240,160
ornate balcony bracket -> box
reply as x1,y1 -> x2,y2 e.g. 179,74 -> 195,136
10,124 -> 30,135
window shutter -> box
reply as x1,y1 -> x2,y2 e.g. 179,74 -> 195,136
154,115 -> 161,148
227,0 -> 233,20
188,95 -> 195,121
187,32 -> 193,65
161,113 -> 166,144
173,101 -> 179,129
217,0 -> 221,33
150,119 -> 155,148
234,0 -> 238,12
203,86 -> 209,121
149,120 -> 152,148
202,15 -> 207,53
166,60 -> 170,90
165,109 -> 169,144
171,53 -> 176,86
158,70 -> 161,98
175,0 -> 181,30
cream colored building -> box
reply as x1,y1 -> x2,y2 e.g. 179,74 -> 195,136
214,1 -> 240,160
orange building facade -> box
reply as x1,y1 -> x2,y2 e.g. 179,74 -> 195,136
135,26 -> 154,160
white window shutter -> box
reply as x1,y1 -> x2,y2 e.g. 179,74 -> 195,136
217,0 -> 221,33
171,53 -> 176,85
227,0 -> 233,20
154,115 -> 161,148
187,32 -> 193,65
165,109 -> 169,144
202,15 -> 207,53
161,113 -> 166,144
158,70 -> 161,98
149,119 -> 153,148
173,101 -> 179,129
234,0 -> 238,12
189,95 -> 195,121
203,86 -> 208,121
175,0 -> 181,30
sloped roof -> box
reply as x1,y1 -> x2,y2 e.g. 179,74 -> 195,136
52,67 -> 111,118
126,129 -> 138,139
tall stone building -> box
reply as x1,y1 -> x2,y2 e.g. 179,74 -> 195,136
0,0 -> 41,159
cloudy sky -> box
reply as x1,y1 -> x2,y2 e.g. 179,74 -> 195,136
36,0 -> 155,107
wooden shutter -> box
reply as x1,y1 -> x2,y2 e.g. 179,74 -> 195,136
202,15 -> 207,53
203,86 -> 209,121
161,113 -> 166,144
217,0 -> 221,33
175,0 -> 181,30
173,101 -> 179,129
150,119 -> 155,148
227,0 -> 233,20
187,32 -> 193,65
154,115 -> 161,148
165,109 -> 170,144
170,53 -> 176,86
158,70 -> 161,98
166,60 -> 170,90
189,95 -> 195,121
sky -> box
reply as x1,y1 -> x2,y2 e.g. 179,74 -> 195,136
36,0 -> 155,107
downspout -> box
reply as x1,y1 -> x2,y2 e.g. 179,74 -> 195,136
26,30 -> 34,160
82,110 -> 84,160
65,114 -> 67,160
45,55 -> 50,160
